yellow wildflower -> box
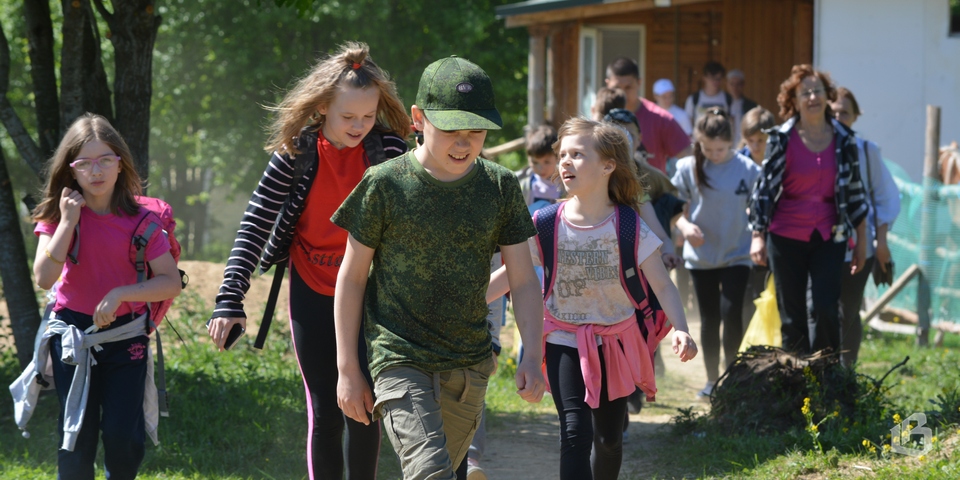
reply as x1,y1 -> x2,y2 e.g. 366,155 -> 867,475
862,439 -> 870,447
883,444 -> 891,452
843,427 -> 849,433
918,455 -> 926,461
931,436 -> 937,444
869,446 -> 877,453
893,413 -> 902,424
833,410 -> 840,417
809,424 -> 818,432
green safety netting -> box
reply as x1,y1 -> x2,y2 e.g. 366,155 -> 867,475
863,160 -> 960,325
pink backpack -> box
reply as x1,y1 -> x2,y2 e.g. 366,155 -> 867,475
131,196 -> 187,329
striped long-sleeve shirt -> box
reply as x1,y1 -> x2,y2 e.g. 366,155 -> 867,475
748,116 -> 868,243
212,129 -> 408,319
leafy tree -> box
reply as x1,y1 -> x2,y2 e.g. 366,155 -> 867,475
150,0 -> 528,259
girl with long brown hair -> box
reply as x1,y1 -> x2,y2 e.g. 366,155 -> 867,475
207,42 -> 410,479
29,113 -> 181,478
671,109 -> 761,397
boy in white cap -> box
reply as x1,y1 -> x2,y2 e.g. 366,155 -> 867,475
653,78 -> 693,136
333,55 -> 545,480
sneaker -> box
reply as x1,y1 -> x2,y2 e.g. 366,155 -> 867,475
467,464 -> 488,480
697,381 -> 715,399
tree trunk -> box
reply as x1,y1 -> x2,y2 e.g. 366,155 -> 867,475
23,0 -> 60,157
60,0 -> 113,129
102,0 -> 161,186
0,148 -> 41,368
0,20 -> 43,175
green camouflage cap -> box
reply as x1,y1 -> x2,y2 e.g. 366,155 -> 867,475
416,56 -> 502,131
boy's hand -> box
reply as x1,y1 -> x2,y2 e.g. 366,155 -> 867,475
661,252 -> 682,270
515,357 -> 545,403
337,366 -> 374,425
672,330 -> 698,362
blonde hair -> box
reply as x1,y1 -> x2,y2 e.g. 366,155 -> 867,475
32,113 -> 142,224
264,42 -> 411,155
556,117 -> 643,212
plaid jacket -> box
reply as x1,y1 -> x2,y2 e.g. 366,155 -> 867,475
748,116 -> 868,242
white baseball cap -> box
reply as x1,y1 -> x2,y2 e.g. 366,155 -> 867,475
652,78 -> 675,96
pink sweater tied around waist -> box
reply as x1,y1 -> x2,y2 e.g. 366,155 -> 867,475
543,314 -> 658,409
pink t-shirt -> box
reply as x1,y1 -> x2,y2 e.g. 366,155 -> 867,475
769,129 -> 838,242
35,206 -> 171,317
634,97 -> 692,173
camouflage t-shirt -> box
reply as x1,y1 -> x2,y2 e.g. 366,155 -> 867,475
332,152 -> 537,377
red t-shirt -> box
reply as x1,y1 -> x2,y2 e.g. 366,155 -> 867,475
35,207 -> 171,317
634,97 -> 691,173
770,129 -> 839,242
289,132 -> 368,295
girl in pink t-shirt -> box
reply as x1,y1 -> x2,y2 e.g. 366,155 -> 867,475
32,114 -> 181,479
489,118 -> 697,480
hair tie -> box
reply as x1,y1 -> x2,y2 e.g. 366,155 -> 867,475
352,62 -> 362,70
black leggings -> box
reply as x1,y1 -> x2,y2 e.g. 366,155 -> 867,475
689,266 -> 750,382
768,231 -> 846,354
839,257 -> 876,366
290,265 -> 380,480
546,342 -> 627,480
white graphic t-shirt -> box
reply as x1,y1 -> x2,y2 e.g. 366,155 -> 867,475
531,207 -> 662,348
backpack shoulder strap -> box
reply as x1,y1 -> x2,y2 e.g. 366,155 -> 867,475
616,204 -> 648,312
363,131 -> 387,166
724,92 -> 733,112
533,202 -> 563,300
692,91 -> 700,111
131,210 -> 163,283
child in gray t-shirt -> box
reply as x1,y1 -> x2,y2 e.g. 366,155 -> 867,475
671,108 -> 760,398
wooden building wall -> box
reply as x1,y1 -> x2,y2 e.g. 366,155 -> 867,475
537,0 -> 813,125
722,0 -> 814,117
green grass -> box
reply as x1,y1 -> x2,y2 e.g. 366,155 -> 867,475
643,330 -> 960,479
3,291 -> 959,479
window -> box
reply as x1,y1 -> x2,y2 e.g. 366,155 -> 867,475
578,25 -> 646,116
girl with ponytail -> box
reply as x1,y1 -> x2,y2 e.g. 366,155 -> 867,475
671,108 -> 761,398
209,42 -> 410,479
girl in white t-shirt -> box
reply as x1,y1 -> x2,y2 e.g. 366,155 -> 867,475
489,117 -> 696,480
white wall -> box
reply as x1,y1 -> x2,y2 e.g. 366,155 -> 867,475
816,0 -> 960,181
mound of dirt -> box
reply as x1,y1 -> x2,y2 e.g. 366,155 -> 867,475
709,346 -> 859,435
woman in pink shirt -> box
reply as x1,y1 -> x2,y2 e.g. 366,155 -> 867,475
747,65 -> 868,355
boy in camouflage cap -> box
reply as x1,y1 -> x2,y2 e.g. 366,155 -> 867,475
333,56 -> 546,479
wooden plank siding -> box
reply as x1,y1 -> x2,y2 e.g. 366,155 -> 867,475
721,0 -> 814,117
527,0 -> 812,126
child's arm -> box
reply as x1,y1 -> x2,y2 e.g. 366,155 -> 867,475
334,233 -> 376,425
674,203 -> 704,247
499,241 -> 546,403
93,251 -> 183,329
486,265 -> 510,304
639,248 -> 698,362
638,202 -> 680,269
34,188 -> 85,290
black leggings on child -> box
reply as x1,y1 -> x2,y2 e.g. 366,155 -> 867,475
689,265 -> 750,382
546,342 -> 628,480
290,265 -> 380,480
